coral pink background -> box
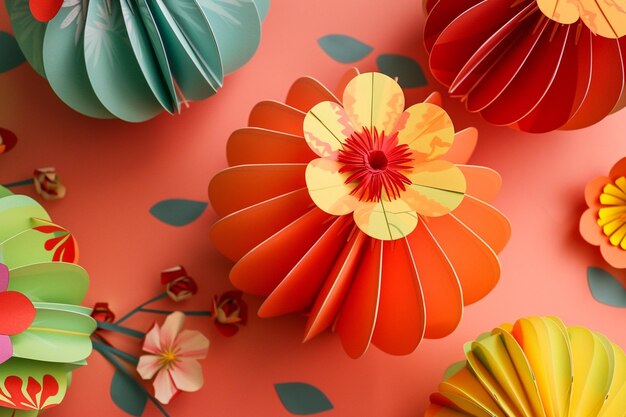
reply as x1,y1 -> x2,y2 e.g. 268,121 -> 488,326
2,0 -> 626,416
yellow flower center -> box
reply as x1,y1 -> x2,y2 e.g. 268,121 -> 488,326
597,176 -> 626,249
159,349 -> 177,368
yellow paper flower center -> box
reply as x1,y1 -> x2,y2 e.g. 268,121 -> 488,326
159,349 -> 178,368
597,176 -> 626,249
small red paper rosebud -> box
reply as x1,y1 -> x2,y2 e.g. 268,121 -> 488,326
33,167 -> 66,200
210,291 -> 248,337
0,128 -> 17,155
161,265 -> 198,302
91,302 -> 115,323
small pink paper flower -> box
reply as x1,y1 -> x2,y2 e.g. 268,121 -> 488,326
210,291 -> 248,337
33,167 -> 66,200
136,312 -> 209,404
161,266 -> 198,302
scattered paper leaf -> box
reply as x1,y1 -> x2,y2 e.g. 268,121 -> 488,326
0,32 -> 25,73
110,370 -> 148,417
587,266 -> 626,307
149,199 -> 208,226
275,382 -> 333,415
317,35 -> 373,63
376,54 -> 427,88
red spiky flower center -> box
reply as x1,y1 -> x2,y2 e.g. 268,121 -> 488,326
337,128 -> 413,202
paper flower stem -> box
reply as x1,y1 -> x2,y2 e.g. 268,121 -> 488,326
97,321 -> 146,339
93,341 -> 139,366
139,308 -> 212,317
116,293 -> 169,324
2,178 -> 34,188
94,343 -> 172,417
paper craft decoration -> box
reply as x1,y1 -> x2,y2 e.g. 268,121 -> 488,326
137,312 -> 209,404
5,0 -> 264,122
209,70 -> 511,358
423,0 -> 626,133
580,157 -> 626,269
425,316 -> 626,417
0,185 -> 95,414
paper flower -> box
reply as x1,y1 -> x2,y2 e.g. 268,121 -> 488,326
426,316 -> 626,417
137,312 -> 209,404
580,157 -> 626,269
33,167 -> 66,200
0,185 -> 95,413
423,0 -> 626,133
91,302 -> 115,323
6,0 -> 264,122
209,70 -> 511,358
0,128 -> 17,155
210,291 -> 248,337
161,265 -> 198,302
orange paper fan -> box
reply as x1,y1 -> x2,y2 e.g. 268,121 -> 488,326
423,0 -> 626,133
209,70 -> 511,358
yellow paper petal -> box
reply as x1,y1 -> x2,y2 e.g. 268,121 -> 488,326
394,103 -> 455,161
305,158 -> 358,215
303,101 -> 355,158
598,340 -> 626,416
404,160 -> 466,217
353,198 -> 417,241
342,72 -> 405,133
538,0 -> 626,38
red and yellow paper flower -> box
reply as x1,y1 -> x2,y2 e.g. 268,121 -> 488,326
209,71 -> 511,358
424,0 -> 626,133
580,157 -> 626,268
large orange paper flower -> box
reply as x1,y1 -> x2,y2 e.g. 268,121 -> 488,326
209,70 -> 511,358
424,0 -> 626,133
580,157 -> 626,269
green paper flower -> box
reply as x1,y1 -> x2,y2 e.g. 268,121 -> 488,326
5,0 -> 265,122
0,186 -> 95,414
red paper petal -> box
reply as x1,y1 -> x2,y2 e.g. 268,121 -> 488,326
29,0 -> 63,22
0,291 -> 36,335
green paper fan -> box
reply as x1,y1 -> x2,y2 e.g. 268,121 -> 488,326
6,0 -> 264,122
0,186 -> 95,415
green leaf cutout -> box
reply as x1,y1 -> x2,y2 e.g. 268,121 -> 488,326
150,199 -> 208,226
587,266 -> 626,307
318,35 -> 373,63
0,32 -> 25,73
376,54 -> 427,88
111,370 -> 148,417
275,382 -> 333,415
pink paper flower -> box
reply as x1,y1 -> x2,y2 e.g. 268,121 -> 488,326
136,312 -> 209,404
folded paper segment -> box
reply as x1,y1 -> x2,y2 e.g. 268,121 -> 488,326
426,316 -> 626,417
5,0 -> 264,122
424,0 -> 626,133
209,70 -> 511,358
0,186 -> 95,415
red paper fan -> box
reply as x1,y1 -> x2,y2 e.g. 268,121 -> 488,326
423,0 -> 626,133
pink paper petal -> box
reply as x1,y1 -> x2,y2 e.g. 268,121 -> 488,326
175,330 -> 209,360
153,369 -> 178,405
160,312 -> 184,349
169,358 -> 204,392
136,355 -> 161,380
0,264 -> 7,292
142,323 -> 162,354
0,335 -> 12,364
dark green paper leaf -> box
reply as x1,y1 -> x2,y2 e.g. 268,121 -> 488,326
275,382 -> 333,415
376,54 -> 427,88
149,199 -> 207,226
318,35 -> 373,63
588,266 -> 626,307
110,370 -> 148,416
